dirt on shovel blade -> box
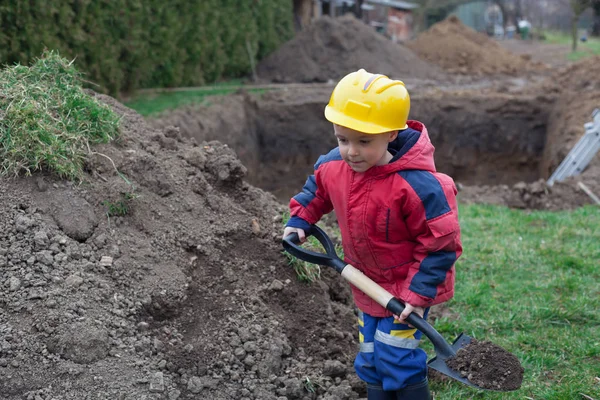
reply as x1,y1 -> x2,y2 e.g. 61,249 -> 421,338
446,339 -> 524,391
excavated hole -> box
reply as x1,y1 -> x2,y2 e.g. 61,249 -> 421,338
246,92 -> 551,201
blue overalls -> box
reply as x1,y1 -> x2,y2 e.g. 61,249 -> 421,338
355,309 -> 430,392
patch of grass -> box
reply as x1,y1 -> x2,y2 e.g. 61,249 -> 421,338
0,50 -> 121,179
543,30 -> 600,61
102,190 -> 138,217
124,82 -> 266,116
425,204 -> 600,399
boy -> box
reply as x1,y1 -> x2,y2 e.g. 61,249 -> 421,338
282,69 -> 462,400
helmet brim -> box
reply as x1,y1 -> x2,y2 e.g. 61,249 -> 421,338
325,106 -> 408,134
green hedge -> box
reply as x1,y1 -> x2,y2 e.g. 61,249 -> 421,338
0,0 -> 293,95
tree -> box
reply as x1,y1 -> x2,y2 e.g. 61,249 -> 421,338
570,0 -> 592,50
292,0 -> 313,30
592,0 -> 600,35
354,0 -> 364,19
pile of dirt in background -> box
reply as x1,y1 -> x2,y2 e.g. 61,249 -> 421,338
0,93 -> 366,400
256,14 -> 445,83
407,16 -> 545,76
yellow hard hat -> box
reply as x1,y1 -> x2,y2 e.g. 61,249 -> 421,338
324,69 -> 410,134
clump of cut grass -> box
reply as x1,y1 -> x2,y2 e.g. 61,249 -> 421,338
102,190 -> 138,217
282,212 -> 344,283
0,50 -> 121,180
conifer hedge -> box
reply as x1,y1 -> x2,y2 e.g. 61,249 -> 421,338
0,1 -> 293,95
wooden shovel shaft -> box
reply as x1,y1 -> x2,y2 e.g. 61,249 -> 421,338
341,264 -> 395,307
340,263 -> 456,358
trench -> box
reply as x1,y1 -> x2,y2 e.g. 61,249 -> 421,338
246,92 -> 551,201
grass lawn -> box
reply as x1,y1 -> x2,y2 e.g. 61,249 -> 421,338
428,204 -> 600,399
287,204 -> 600,399
543,30 -> 600,61
124,82 -> 265,116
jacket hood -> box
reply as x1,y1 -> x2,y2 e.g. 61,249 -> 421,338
364,120 -> 436,178
387,120 -> 436,173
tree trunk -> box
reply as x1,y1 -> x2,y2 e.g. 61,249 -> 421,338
293,0 -> 313,30
572,14 -> 579,51
493,0 -> 508,29
515,0 -> 523,33
592,2 -> 600,35
354,0 -> 364,19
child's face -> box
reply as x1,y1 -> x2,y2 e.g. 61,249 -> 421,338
334,124 -> 398,173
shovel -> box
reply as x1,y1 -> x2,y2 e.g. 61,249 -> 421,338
282,224 -> 484,391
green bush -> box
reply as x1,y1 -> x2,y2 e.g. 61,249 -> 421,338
0,51 -> 120,179
0,1 -> 294,95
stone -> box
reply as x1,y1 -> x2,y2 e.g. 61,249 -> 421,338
187,376 -> 203,394
269,280 -> 284,292
149,372 -> 165,393
8,277 -> 21,292
65,274 -> 84,288
15,215 -> 34,233
99,256 -> 113,267
33,231 -> 49,248
323,360 -> 347,378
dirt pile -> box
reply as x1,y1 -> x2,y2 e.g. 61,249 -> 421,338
549,55 -> 600,92
457,174 -> 599,211
151,89 -> 337,200
407,16 -> 544,76
0,93 -> 365,399
446,340 -> 524,391
256,14 -> 445,83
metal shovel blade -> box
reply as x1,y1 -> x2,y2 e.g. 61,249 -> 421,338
427,333 -> 478,388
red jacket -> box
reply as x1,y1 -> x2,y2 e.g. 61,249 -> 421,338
288,121 -> 462,317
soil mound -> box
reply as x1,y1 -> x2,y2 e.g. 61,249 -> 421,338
0,93 -> 364,399
256,14 -> 445,83
549,55 -> 600,92
446,339 -> 524,391
407,16 -> 543,76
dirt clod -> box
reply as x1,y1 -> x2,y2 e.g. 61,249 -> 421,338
446,339 -> 524,391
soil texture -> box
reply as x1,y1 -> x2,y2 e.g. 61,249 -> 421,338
0,93 -> 363,399
446,339 -> 524,391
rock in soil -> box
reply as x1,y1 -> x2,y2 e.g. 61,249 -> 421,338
446,339 -> 524,391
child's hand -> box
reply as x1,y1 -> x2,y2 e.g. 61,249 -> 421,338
282,227 -> 306,243
394,303 -> 425,327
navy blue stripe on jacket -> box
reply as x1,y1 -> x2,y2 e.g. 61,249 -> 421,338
398,170 -> 451,221
398,169 -> 455,299
409,251 -> 457,298
291,148 -> 342,208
